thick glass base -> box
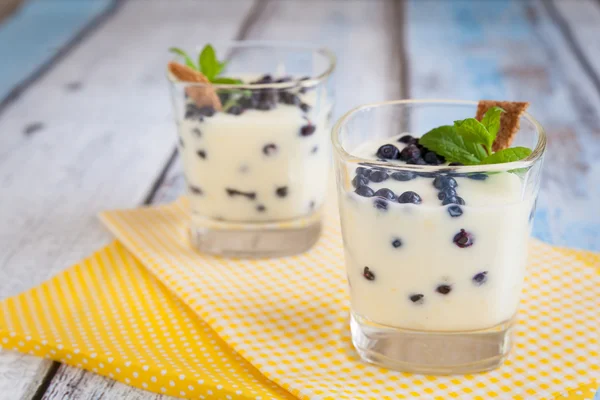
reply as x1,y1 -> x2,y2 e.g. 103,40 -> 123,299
189,215 -> 322,258
350,312 -> 513,375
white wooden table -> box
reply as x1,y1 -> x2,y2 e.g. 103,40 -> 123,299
1,0 -> 599,398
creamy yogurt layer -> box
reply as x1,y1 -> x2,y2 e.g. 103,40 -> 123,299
340,134 -> 534,331
178,77 -> 332,223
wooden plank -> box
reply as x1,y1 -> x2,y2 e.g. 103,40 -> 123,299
42,366 -> 164,400
0,0 -> 115,106
0,0 -> 258,399
405,0 -> 600,251
0,352 -> 56,400
0,0 -> 22,23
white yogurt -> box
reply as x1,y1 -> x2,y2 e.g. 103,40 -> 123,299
178,84 -> 332,223
340,135 -> 534,331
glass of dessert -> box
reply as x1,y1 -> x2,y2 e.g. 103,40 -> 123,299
332,100 -> 545,374
167,42 -> 335,257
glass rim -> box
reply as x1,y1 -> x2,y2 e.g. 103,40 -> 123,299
331,99 -> 547,173
166,40 -> 336,90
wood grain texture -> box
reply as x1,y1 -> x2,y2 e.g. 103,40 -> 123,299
0,0 -> 115,107
0,1 -> 257,399
406,0 -> 600,251
42,365 -> 165,400
0,352 -> 55,400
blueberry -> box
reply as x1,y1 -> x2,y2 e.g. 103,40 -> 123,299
355,185 -> 375,197
197,150 -> 207,159
356,167 -> 370,177
218,91 -> 231,104
447,205 -> 463,218
467,173 -> 489,181
391,238 -> 402,248
352,175 -> 369,188
192,127 -> 202,137
397,191 -> 422,204
300,124 -> 316,136
185,109 -> 197,119
226,188 -> 256,200
253,74 -> 273,83
433,176 -> 458,189
300,103 -> 311,113
257,101 -> 274,111
472,271 -> 488,286
424,151 -> 441,165
376,144 -> 400,160
226,105 -> 244,115
407,158 -> 427,165
442,196 -> 465,206
279,92 -> 300,105
188,185 -> 202,195
275,76 -> 292,83
256,204 -> 266,212
453,229 -> 474,248
263,143 -> 278,156
198,106 -> 215,117
276,186 -> 288,197
368,170 -> 389,183
363,267 -> 375,281
239,96 -> 259,109
438,188 -> 457,201
391,171 -> 416,181
449,162 -> 463,166
417,171 -> 438,178
398,135 -> 415,144
436,284 -> 452,295
373,198 -> 388,211
400,144 -> 421,161
374,188 -> 396,201
409,294 -> 424,304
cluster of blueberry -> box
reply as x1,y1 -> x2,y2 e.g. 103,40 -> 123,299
352,167 -> 422,211
376,135 -> 445,165
362,258 -> 489,306
219,185 -> 289,214
185,103 -> 216,120
432,175 -> 465,218
216,74 -> 312,116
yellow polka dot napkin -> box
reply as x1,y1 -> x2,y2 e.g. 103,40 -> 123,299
97,197 -> 599,400
0,197 -> 598,400
0,240 -> 293,400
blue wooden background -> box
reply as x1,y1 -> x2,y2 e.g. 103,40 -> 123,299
1,0 -> 598,252
0,0 -> 599,398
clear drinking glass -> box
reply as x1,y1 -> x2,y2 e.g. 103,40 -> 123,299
168,42 -> 335,257
332,100 -> 546,374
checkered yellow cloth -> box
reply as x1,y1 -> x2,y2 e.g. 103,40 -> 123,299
0,197 -> 598,400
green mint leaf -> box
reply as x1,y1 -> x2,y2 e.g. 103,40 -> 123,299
215,60 -> 228,77
480,106 -> 505,143
454,118 -> 492,157
199,45 -> 220,80
211,77 -> 242,84
479,147 -> 532,164
419,125 -> 483,165
169,47 -> 197,70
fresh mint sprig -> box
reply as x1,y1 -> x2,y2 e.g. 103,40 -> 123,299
169,45 -> 242,84
419,107 -> 532,165
169,45 -> 252,111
